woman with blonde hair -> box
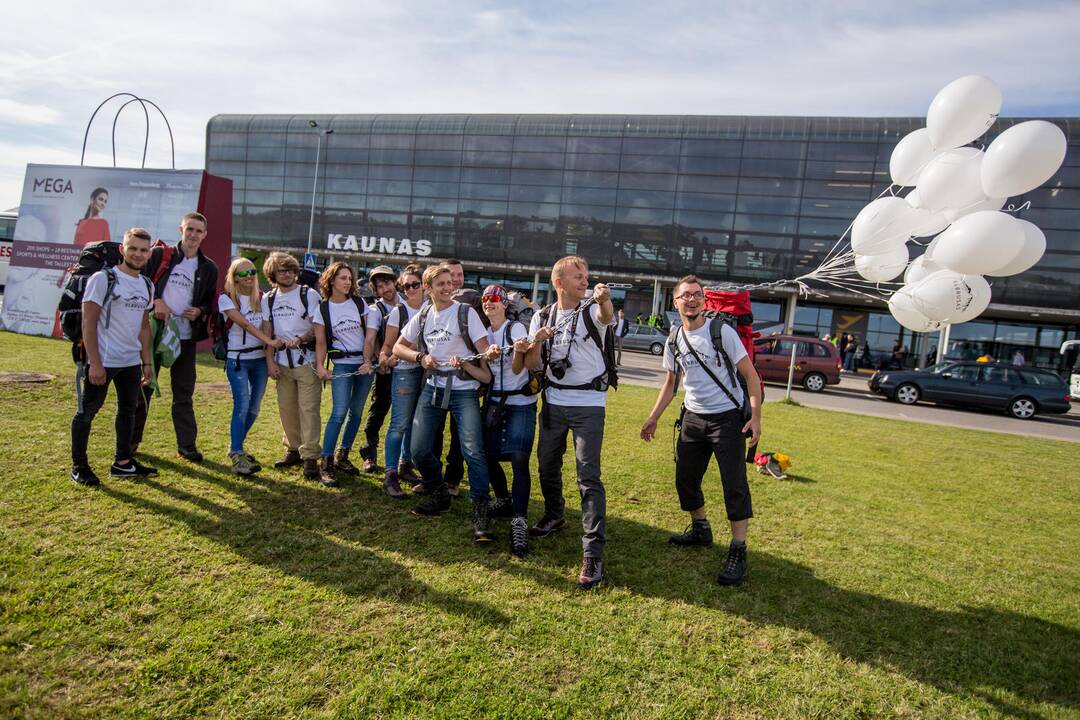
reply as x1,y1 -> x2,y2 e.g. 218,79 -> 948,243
219,257 -> 282,475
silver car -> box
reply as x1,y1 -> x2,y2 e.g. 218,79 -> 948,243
622,323 -> 669,355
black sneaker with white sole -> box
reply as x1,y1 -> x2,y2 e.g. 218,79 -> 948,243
109,459 -> 158,478
529,513 -> 566,538
71,465 -> 101,486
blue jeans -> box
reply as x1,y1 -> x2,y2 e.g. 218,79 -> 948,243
322,363 -> 374,458
385,367 -> 423,470
410,383 -> 489,500
226,357 -> 268,455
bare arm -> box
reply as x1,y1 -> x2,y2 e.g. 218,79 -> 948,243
736,355 -> 763,446
139,311 -> 153,386
81,301 -> 105,384
224,308 -> 275,347
641,371 -> 678,441
380,325 -> 400,366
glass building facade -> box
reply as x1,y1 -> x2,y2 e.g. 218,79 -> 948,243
206,114 -> 1080,369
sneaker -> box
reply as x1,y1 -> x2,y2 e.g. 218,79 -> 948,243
361,457 -> 379,474
413,483 -> 452,516
230,452 -> 257,476
303,458 -> 319,480
490,496 -> 513,519
530,513 -> 566,538
71,465 -> 100,487
110,459 -> 158,477
382,470 -> 406,499
578,556 -> 604,590
472,499 -> 495,543
509,516 -> 529,557
244,453 -> 262,473
274,450 -> 303,468
669,520 -> 713,547
319,456 -> 338,488
717,543 -> 748,586
334,448 -> 359,476
176,447 -> 203,463
398,461 -> 420,485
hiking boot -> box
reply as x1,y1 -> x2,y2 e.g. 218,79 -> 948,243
509,516 -> 529,557
413,483 -> 452,516
398,461 -> 420,486
717,543 -> 748,586
472,498 -> 495,543
110,459 -> 158,478
274,450 -> 303,468
303,458 -> 319,480
530,513 -> 566,538
578,556 -> 604,591
361,457 -> 379,474
230,452 -> 257,476
318,457 -> 338,487
244,453 -> 262,473
334,448 -> 359,476
382,470 -> 406,499
71,465 -> 100,487
490,496 -> 513,519
176,447 -> 203,463
669,520 -> 713,547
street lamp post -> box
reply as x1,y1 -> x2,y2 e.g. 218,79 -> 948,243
306,120 -> 333,257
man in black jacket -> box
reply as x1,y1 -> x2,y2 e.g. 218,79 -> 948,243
131,212 -> 219,462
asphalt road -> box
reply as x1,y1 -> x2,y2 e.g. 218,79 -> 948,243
615,348 -> 1080,444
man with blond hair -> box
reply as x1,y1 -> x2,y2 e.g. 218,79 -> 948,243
522,255 -> 615,590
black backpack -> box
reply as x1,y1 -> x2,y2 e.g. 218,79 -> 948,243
319,296 -> 368,364
58,241 -> 152,360
537,302 -> 618,392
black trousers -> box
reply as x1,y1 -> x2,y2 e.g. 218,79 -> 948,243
132,338 -> 197,451
359,370 -> 392,462
71,364 -> 142,466
675,408 -> 753,521
432,413 -> 465,484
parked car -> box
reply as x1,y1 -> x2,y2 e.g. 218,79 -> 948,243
622,323 -> 669,355
753,335 -> 841,392
868,362 -> 1072,419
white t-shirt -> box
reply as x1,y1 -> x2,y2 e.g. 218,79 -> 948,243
386,301 -> 422,370
260,285 -> 323,367
529,302 -> 614,408
487,320 -> 537,406
217,293 -> 264,360
662,322 -> 748,415
161,255 -> 198,339
401,301 -> 488,391
324,298 -> 381,365
84,267 -> 153,368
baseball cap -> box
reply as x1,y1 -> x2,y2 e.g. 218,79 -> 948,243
369,265 -> 395,282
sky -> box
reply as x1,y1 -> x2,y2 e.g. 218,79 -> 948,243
2,0 -> 1079,208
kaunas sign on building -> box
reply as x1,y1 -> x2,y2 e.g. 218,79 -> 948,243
326,234 -> 432,257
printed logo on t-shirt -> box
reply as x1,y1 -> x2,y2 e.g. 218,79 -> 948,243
114,290 -> 149,311
167,273 -> 194,292
334,318 -> 364,334
424,327 -> 453,345
273,302 -> 302,320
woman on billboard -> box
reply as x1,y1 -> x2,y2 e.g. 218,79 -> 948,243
74,188 -> 111,246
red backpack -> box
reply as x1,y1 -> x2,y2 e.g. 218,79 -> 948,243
703,289 -> 758,363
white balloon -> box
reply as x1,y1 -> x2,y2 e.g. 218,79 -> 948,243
912,147 -> 985,214
923,234 -> 941,261
889,129 -> 937,186
855,246 -> 910,282
926,75 -> 1002,151
889,288 -> 943,333
942,195 -> 1006,223
931,211 -> 1025,275
908,206 -> 950,238
988,219 -> 1046,277
981,120 -> 1068,198
904,254 -> 943,284
850,196 -> 918,255
910,270 -> 991,323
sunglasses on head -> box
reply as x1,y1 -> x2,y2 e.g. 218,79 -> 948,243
481,294 -> 506,304
234,268 -> 257,278
401,281 -> 422,290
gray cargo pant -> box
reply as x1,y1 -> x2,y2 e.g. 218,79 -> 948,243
536,403 -> 606,558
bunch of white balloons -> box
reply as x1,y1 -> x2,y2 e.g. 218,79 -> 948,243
846,75 -> 1067,333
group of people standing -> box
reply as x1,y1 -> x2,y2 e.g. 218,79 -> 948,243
69,218 -> 764,590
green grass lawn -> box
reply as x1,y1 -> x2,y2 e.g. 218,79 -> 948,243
1,330 -> 1077,719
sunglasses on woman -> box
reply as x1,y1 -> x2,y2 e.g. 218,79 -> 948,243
234,268 -> 257,278
481,294 -> 507,304
401,281 -> 422,290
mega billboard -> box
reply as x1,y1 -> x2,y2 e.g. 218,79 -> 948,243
0,165 -> 231,337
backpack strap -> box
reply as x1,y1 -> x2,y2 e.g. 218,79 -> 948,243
101,268 -> 119,330
397,303 -> 408,328
266,288 -> 278,339
674,321 -> 745,413
458,303 -> 478,355
319,300 -> 334,360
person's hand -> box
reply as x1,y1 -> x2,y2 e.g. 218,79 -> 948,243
484,345 -> 501,361
449,355 -> 463,369
533,326 -> 554,344
182,307 -> 201,321
592,283 -> 611,304
640,416 -> 658,442
153,299 -> 170,321
358,362 -> 374,376
420,354 -> 438,370
742,414 -> 761,447
269,337 -> 286,350
380,352 -> 398,369
513,337 -> 531,355
141,364 -> 153,386
88,362 -> 106,386
317,366 -> 332,381
284,337 -> 301,349
267,361 -> 280,380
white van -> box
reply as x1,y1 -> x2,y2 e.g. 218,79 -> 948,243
1061,340 -> 1080,399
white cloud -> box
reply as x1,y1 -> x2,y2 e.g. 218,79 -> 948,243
0,99 -> 62,125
